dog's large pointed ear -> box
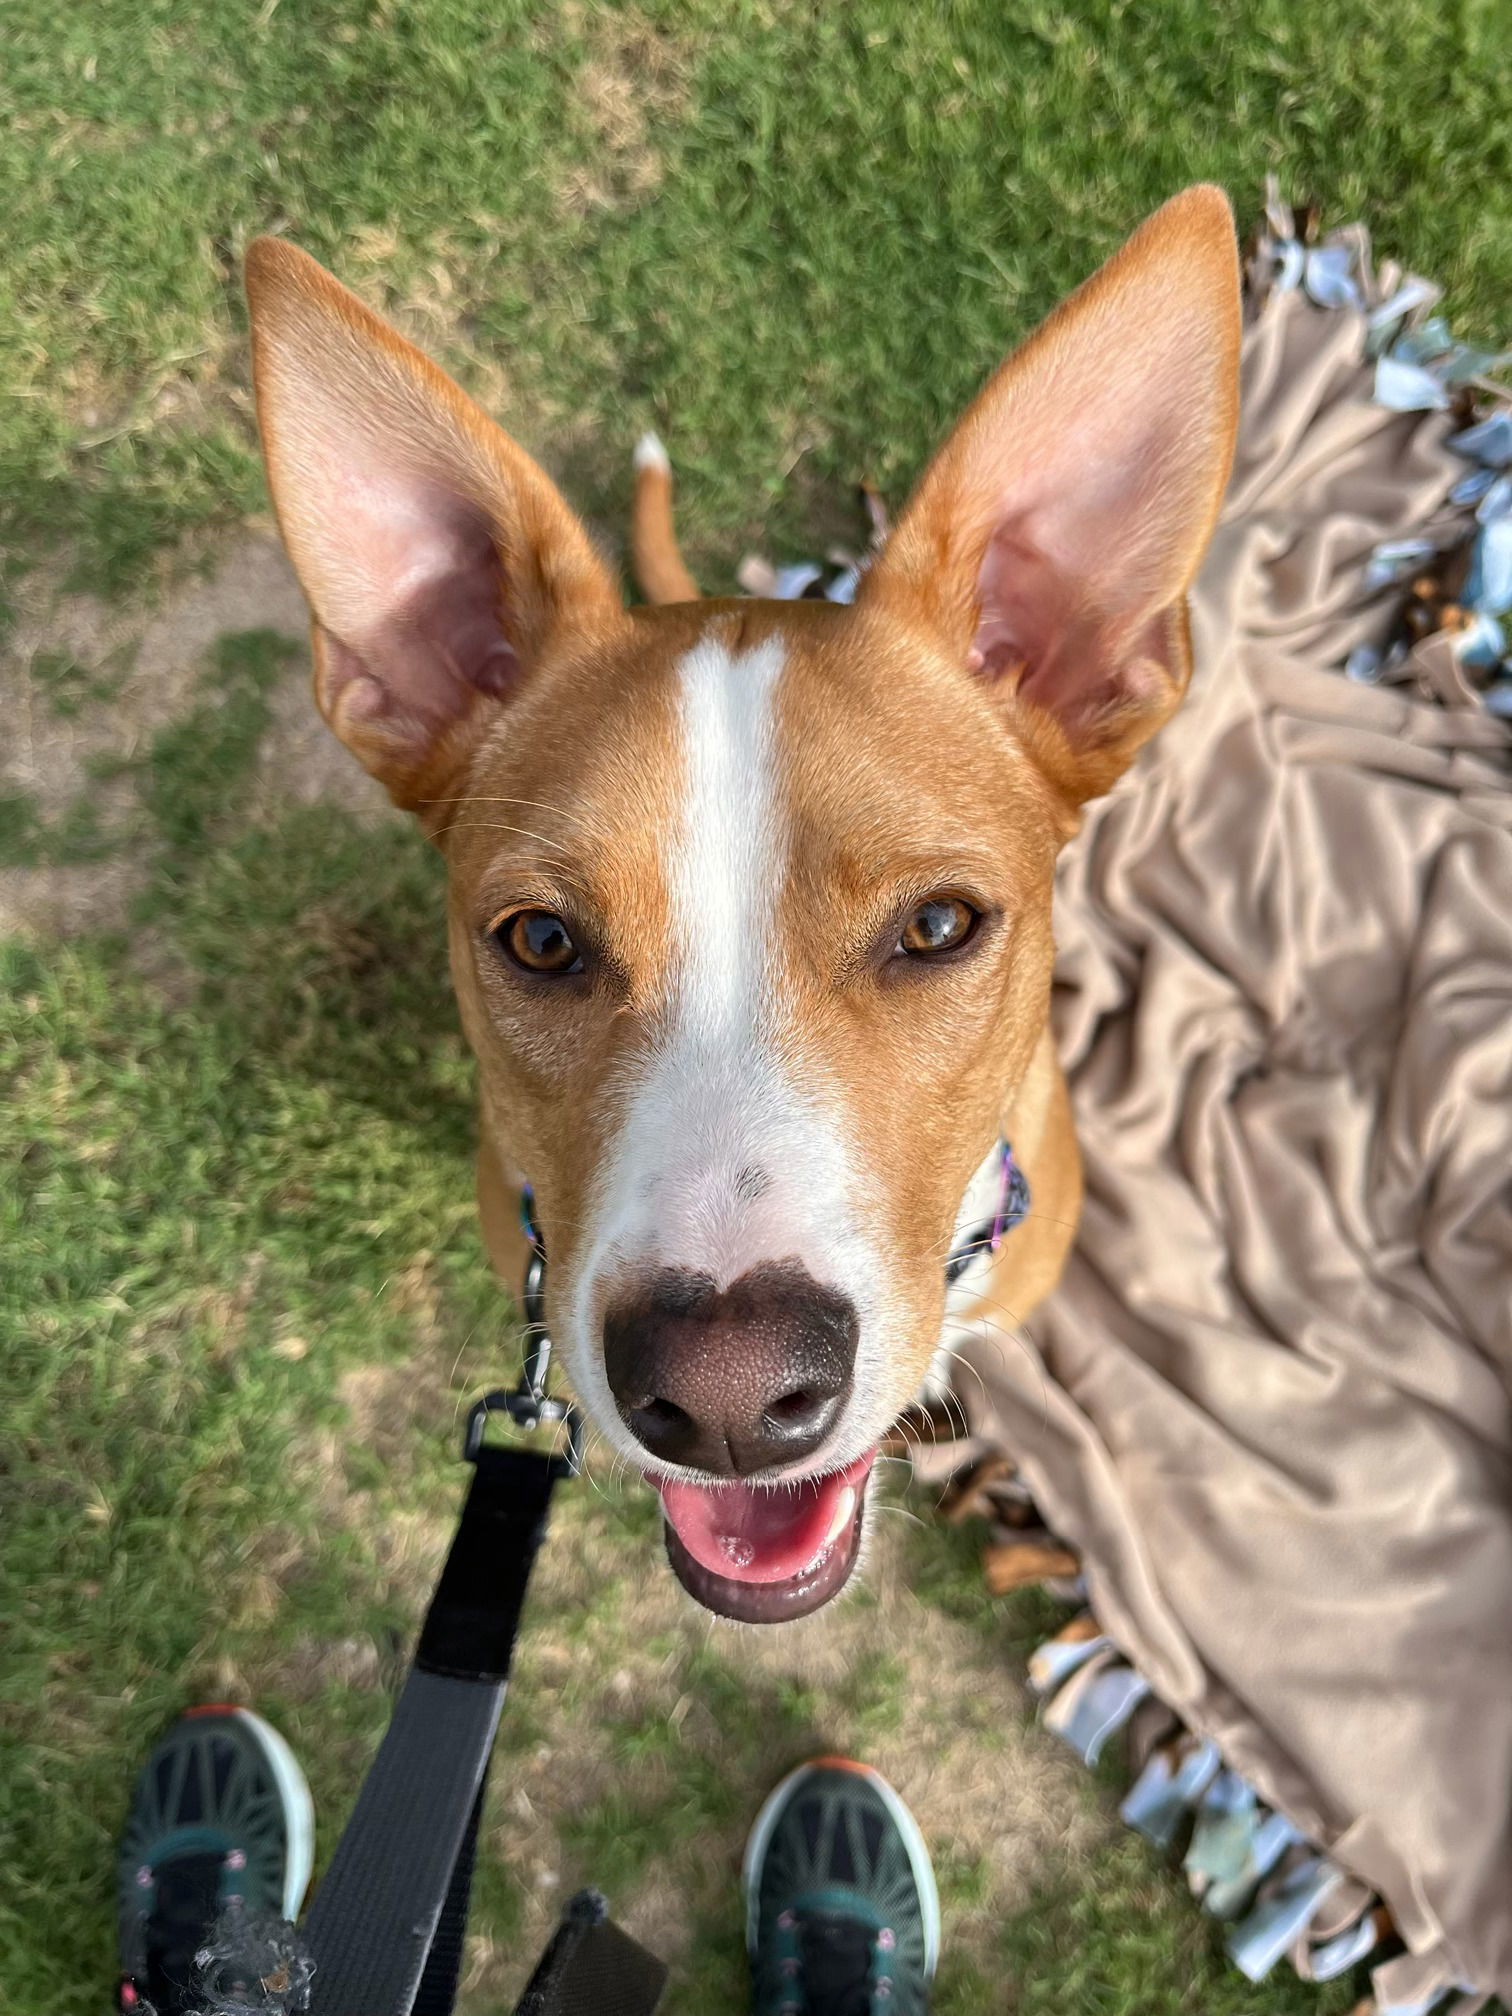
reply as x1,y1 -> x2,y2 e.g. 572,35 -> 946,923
244,239 -> 622,810
861,185 -> 1240,805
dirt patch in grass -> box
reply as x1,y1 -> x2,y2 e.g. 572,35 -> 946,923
0,533 -> 389,937
1,536 -> 303,808
554,5 -> 695,216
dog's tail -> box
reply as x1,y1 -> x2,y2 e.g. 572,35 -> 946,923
630,432 -> 699,604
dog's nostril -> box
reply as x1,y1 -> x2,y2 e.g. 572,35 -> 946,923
639,1397 -> 692,1434
766,1388 -> 826,1426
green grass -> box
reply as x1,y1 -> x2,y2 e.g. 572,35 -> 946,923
2,0 -> 1509,602
0,790 -> 118,868
0,941 -> 474,1998
3,2 -> 1508,2008
27,646 -> 134,721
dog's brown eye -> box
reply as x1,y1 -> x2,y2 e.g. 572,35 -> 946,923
898,896 -> 979,958
495,909 -> 583,975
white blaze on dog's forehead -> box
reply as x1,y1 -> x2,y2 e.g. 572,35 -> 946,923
654,627 -> 871,1296
671,628 -> 785,1041
601,625 -> 804,1288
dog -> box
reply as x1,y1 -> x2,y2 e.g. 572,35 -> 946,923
244,186 -> 1240,1625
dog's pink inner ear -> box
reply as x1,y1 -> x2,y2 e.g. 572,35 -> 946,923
965,411 -> 1203,737
247,236 -> 624,805
865,186 -> 1241,795
311,469 -> 517,739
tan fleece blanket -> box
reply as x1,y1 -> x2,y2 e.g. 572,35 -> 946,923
950,269 -> 1512,1997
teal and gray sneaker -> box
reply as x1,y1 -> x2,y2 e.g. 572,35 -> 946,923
115,1706 -> 313,2015
744,1757 -> 940,2015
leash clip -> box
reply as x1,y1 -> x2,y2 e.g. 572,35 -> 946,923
463,1184 -> 584,1472
462,1385 -> 584,1473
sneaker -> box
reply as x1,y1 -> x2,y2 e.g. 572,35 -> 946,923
116,1705 -> 314,2014
744,1757 -> 940,2016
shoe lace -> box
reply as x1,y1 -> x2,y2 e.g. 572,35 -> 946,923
801,1912 -> 876,2015
144,1853 -> 225,2015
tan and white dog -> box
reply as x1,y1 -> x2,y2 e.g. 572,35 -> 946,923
245,187 -> 1240,1624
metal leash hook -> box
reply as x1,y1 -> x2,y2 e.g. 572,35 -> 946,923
463,1184 -> 585,1471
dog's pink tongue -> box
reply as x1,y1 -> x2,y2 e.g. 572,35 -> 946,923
655,1457 -> 871,1586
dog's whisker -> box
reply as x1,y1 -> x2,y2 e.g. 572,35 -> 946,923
959,1289 -> 1029,1327
444,1313 -> 495,1434
918,1374 -> 973,1445
578,1428 -> 627,1505
906,1203 -> 1084,1275
942,1397 -> 971,1450
964,1312 -> 1053,1434
422,793 -> 586,814
418,792 -> 616,841
931,1344 -> 994,1416
888,1413 -> 922,1459
427,817 -> 574,853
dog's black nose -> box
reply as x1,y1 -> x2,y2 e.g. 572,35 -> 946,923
602,1262 -> 858,1477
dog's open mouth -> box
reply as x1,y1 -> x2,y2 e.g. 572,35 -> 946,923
651,1452 -> 875,1623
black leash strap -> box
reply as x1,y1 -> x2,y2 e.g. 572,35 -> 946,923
511,1890 -> 668,2015
305,1437 -> 564,2016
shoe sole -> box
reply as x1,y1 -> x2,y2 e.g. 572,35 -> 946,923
741,1755 -> 941,1978
187,1704 -> 315,1920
